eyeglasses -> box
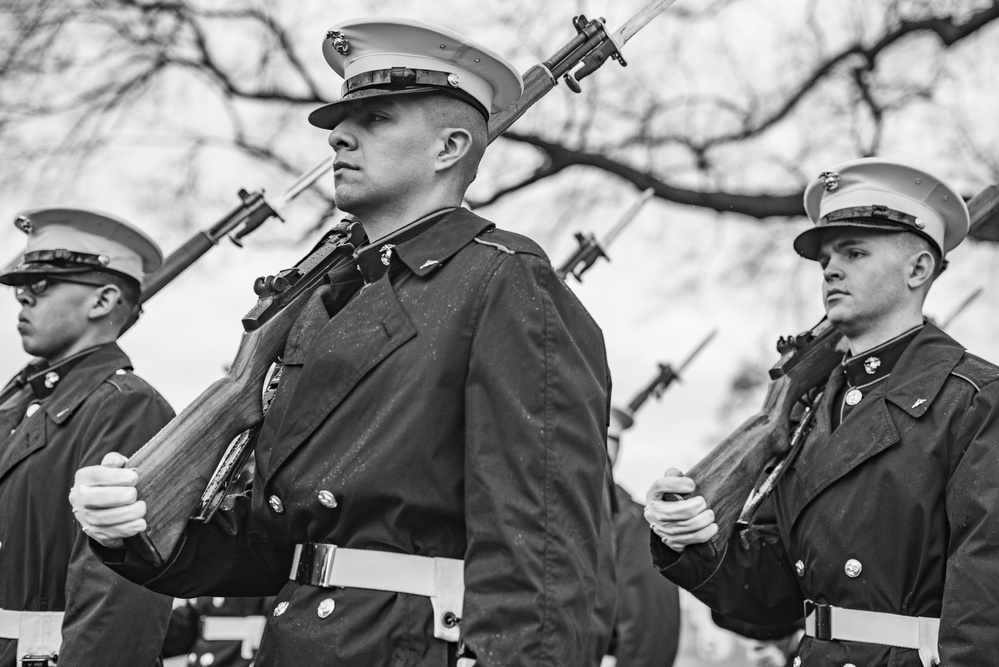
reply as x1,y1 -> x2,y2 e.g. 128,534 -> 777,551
15,276 -> 109,297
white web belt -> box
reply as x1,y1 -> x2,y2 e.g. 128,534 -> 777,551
0,609 -> 63,663
290,543 -> 464,642
804,600 -> 940,666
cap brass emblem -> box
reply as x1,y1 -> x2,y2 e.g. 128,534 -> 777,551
326,30 -> 350,55
819,171 -> 840,192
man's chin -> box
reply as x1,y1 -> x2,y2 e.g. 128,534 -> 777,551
825,306 -> 852,330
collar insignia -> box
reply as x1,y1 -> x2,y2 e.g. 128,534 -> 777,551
863,357 -> 881,375
912,398 -> 926,408
379,244 -> 395,266
419,259 -> 439,270
44,371 -> 60,389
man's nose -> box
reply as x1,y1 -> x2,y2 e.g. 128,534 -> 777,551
823,258 -> 843,281
14,289 -> 34,306
328,123 -> 356,151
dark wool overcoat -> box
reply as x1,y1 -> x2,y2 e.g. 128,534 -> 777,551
654,324 -> 999,666
0,343 -> 173,667
102,209 -> 611,667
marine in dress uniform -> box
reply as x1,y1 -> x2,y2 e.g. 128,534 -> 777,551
644,159 -> 999,666
0,209 -> 174,666
70,19 -> 611,667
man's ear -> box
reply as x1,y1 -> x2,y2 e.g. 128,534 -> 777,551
434,127 -> 473,173
906,250 -> 936,290
89,284 -> 122,320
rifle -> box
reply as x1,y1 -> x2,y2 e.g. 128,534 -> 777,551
665,183 -> 999,560
487,0 -> 680,142
556,188 -> 655,282
0,160 -> 338,409
140,157 -> 336,302
125,2 -> 681,567
612,330 -> 715,431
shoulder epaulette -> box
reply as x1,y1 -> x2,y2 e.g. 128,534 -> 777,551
473,228 -> 546,260
951,353 -> 999,392
103,368 -> 133,392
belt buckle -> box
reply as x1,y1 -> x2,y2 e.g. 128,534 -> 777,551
21,655 -> 57,667
804,599 -> 832,640
294,543 -> 339,588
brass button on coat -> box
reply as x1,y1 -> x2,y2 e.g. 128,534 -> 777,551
268,495 -> 284,513
844,559 -> 863,578
795,560 -> 805,577
317,598 -> 336,618
318,490 -> 338,508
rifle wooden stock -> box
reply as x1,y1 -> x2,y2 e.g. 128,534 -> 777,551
680,320 -> 845,559
125,232 -> 362,566
125,314 -> 296,566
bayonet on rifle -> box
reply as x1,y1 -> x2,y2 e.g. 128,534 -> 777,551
556,188 -> 655,282
612,330 -> 715,431
488,0 -> 679,141
140,156 -> 336,302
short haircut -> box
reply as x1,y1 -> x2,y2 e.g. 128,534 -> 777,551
416,92 -> 488,190
80,270 -> 142,331
893,232 -> 946,279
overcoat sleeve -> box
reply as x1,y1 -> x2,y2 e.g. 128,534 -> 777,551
95,489 -> 295,598
650,505 -> 803,627
60,379 -> 174,667
940,377 -> 999,665
460,250 -> 610,666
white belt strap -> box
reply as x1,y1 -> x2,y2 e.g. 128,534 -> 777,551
290,543 -> 464,642
201,616 -> 267,659
804,601 -> 940,666
0,609 -> 64,664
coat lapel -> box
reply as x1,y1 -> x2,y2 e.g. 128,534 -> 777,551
261,273 -> 416,477
783,373 -> 900,531
0,407 -> 45,484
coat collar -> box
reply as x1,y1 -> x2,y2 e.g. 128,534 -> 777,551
842,324 -> 922,389
781,322 -> 964,531
354,207 -> 494,283
882,322 -> 964,418
42,342 -> 133,424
